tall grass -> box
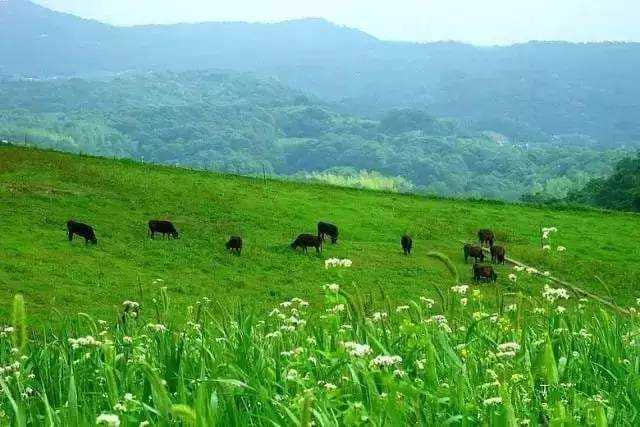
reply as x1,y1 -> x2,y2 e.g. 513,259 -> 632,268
0,265 -> 638,426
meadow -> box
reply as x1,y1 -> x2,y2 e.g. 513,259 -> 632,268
0,146 -> 639,424
0,146 -> 638,323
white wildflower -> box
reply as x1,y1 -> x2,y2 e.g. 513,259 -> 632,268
265,331 -> 282,339
451,285 -> 469,295
542,285 -> 570,303
483,397 -> 502,406
96,414 -> 120,427
342,341 -> 372,357
396,305 -> 410,313
146,324 -> 167,333
370,355 -> 402,367
372,312 -> 388,322
508,274 -> 517,282
420,297 -> 435,308
122,301 -> 139,310
556,246 -> 567,252
68,336 -> 102,349
325,283 -> 340,293
329,304 -> 345,314
325,258 -> 352,269
393,369 -> 407,378
285,369 -> 299,381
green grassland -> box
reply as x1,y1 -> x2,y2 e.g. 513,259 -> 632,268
1,145 -> 639,324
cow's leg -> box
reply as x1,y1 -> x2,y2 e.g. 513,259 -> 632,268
68,231 -> 73,241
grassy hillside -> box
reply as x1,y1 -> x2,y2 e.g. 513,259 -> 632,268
1,146 -> 640,425
1,145 -> 639,324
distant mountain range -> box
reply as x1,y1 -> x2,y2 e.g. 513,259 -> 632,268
2,0 -> 640,144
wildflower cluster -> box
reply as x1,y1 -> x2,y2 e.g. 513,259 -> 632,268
324,258 -> 353,269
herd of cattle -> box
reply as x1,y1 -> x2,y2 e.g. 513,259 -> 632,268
66,220 -> 505,282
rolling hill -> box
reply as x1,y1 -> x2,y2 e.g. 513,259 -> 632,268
0,70 -> 630,201
2,0 -> 640,143
1,145 -> 638,324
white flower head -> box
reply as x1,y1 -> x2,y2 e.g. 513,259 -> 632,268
483,397 -> 502,406
370,354 -> 402,367
96,414 -> 120,427
324,283 -> 340,293
372,312 -> 388,322
342,341 -> 372,357
325,258 -> 352,269
451,285 -> 469,295
396,305 -> 410,313
420,297 -> 435,308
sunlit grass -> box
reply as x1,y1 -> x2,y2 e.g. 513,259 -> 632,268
0,258 -> 638,425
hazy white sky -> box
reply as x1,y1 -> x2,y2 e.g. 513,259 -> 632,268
35,0 -> 640,45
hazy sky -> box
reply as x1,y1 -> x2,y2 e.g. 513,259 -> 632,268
35,0 -> 640,45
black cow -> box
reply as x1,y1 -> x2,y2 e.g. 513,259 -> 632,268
401,235 -> 412,255
226,236 -> 243,255
473,263 -> 497,283
478,229 -> 495,247
67,220 -> 97,245
291,234 -> 323,254
148,220 -> 179,239
490,245 -> 506,264
318,222 -> 339,244
463,244 -> 485,263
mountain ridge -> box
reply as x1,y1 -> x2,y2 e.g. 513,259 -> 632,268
3,0 -> 640,144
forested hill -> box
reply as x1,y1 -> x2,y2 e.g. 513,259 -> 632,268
3,0 -> 640,144
563,153 -> 640,212
0,71 -> 629,201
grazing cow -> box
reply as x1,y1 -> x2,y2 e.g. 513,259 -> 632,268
490,245 -> 506,264
148,220 -> 179,239
478,229 -> 495,247
473,263 -> 497,283
463,244 -> 485,263
318,222 -> 339,244
401,235 -> 412,255
226,236 -> 243,255
291,233 -> 323,254
67,220 -> 97,245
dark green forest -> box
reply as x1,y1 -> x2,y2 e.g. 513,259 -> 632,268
0,71 -> 632,201
563,154 -> 640,212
